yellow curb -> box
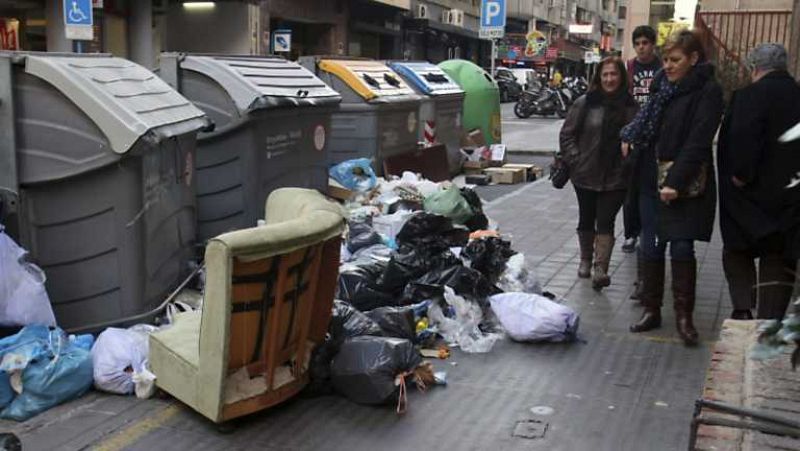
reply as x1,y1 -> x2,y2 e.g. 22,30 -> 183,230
90,403 -> 181,451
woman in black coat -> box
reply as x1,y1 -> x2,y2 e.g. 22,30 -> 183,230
559,57 -> 639,290
621,30 -> 724,346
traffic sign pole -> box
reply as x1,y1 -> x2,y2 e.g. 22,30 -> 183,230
491,39 -> 496,77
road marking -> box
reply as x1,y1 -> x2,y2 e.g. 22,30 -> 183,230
90,403 -> 182,451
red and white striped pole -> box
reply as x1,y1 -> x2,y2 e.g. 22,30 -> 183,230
423,120 -> 436,147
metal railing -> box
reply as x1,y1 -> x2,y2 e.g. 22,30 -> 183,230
695,10 -> 793,95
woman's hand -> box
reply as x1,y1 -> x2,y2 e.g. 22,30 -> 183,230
621,142 -> 630,158
660,186 -> 678,203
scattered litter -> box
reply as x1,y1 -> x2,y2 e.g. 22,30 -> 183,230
608,405 -> 616,410
419,346 -> 450,359
489,292 -> 579,342
655,401 -> 669,407
329,158 -> 377,192
433,371 -> 447,385
450,361 -> 458,366
530,406 -> 555,416
497,253 -> 543,295
428,287 -> 502,353
566,393 -> 582,399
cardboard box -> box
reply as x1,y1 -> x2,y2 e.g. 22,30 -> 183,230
461,128 -> 487,148
485,167 -> 525,185
328,178 -> 353,201
465,174 -> 491,185
502,163 -> 537,181
463,160 -> 488,169
489,144 -> 507,167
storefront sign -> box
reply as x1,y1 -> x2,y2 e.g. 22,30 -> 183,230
545,47 -> 558,61
657,22 -> 689,46
0,18 -> 19,50
524,30 -> 547,58
568,24 -> 593,34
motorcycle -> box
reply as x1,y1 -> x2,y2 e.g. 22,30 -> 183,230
496,73 -> 523,103
514,86 -> 570,119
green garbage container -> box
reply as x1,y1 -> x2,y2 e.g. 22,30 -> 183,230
438,59 -> 502,146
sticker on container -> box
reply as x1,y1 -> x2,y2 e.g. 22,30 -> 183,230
184,152 -> 194,187
314,125 -> 326,151
407,112 -> 417,134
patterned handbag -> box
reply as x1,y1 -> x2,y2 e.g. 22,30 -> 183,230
657,161 -> 707,198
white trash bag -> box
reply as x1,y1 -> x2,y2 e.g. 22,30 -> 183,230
428,287 -> 502,353
91,325 -> 158,398
497,253 -> 543,295
489,292 -> 579,343
0,226 -> 56,327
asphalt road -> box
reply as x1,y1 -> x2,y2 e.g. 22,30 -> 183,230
500,101 -> 564,153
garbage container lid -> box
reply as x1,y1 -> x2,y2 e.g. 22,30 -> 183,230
387,61 -> 463,96
317,59 -> 418,102
18,53 -> 208,155
437,59 -> 498,92
177,54 -> 342,113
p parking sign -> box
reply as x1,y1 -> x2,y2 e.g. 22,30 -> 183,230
480,0 -> 506,39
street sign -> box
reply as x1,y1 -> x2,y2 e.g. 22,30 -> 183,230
479,0 -> 506,39
273,29 -> 291,53
63,0 -> 93,40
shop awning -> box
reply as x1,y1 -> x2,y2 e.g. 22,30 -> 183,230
405,18 -> 480,40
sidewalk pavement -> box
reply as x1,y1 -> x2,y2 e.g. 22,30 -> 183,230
0,178 -> 734,451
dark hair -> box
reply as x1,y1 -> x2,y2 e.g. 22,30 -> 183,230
632,26 -> 656,44
663,29 -> 705,62
589,56 -> 628,94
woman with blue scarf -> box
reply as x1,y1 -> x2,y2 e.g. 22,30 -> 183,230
621,30 -> 723,346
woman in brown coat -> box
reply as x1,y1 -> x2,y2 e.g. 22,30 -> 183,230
559,57 -> 639,289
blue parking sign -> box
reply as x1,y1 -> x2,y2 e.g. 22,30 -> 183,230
481,0 -> 506,28
63,0 -> 93,26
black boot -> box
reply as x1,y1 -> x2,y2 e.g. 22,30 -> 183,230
672,259 -> 699,346
630,253 -> 644,301
630,259 -> 664,333
756,255 -> 795,321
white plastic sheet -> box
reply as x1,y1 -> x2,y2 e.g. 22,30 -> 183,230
497,253 -> 543,295
428,287 -> 502,353
0,226 -> 56,327
489,292 -> 579,343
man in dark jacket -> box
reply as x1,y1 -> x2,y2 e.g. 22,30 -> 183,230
718,43 -> 800,320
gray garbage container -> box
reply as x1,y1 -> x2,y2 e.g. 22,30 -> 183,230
158,54 -> 342,242
299,57 -> 423,173
0,52 -> 208,330
387,61 -> 465,175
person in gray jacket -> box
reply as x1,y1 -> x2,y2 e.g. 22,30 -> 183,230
560,56 -> 639,290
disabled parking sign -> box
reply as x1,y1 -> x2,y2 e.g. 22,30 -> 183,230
63,0 -> 93,40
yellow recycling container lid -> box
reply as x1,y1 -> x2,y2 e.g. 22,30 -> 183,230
318,59 -> 416,101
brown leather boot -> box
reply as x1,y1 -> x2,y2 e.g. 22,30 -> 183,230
577,231 -> 594,279
630,253 -> 644,301
672,259 -> 699,346
592,234 -> 614,290
630,259 -> 664,332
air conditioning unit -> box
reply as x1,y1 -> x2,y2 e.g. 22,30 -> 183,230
416,4 -> 430,20
441,9 -> 454,25
451,9 -> 464,27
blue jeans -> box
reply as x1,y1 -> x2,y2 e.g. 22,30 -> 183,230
638,192 -> 695,262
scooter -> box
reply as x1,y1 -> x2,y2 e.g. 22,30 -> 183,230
514,86 -> 570,119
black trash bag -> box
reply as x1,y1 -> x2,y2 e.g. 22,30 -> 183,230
0,434 -> 20,451
331,336 -> 422,405
306,336 -> 342,397
347,221 -> 383,253
377,246 -> 430,293
337,262 -> 397,311
460,188 -> 489,232
412,264 -> 500,303
402,282 -> 445,305
396,213 -> 469,250
366,306 -> 416,341
333,300 -> 384,338
462,237 -> 517,283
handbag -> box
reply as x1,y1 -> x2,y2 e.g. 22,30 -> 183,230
657,161 -> 707,198
549,153 -> 570,189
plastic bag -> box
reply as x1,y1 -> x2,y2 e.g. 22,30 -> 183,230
0,325 -> 94,421
330,336 -> 421,405
332,300 -> 384,339
489,292 -> 579,343
410,264 -> 498,303
372,211 -> 414,242
423,185 -> 475,225
91,325 -> 158,398
0,227 -> 56,327
366,306 -> 416,341
396,213 -> 469,250
347,221 -> 383,253
460,188 -> 489,232
330,158 -> 377,192
350,244 -> 393,264
497,254 -> 543,295
462,237 -> 517,283
336,262 -> 396,312
427,287 -> 502,353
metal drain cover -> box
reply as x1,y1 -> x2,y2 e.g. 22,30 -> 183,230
513,419 -> 548,439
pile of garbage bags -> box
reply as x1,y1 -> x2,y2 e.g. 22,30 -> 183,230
309,168 -> 581,410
